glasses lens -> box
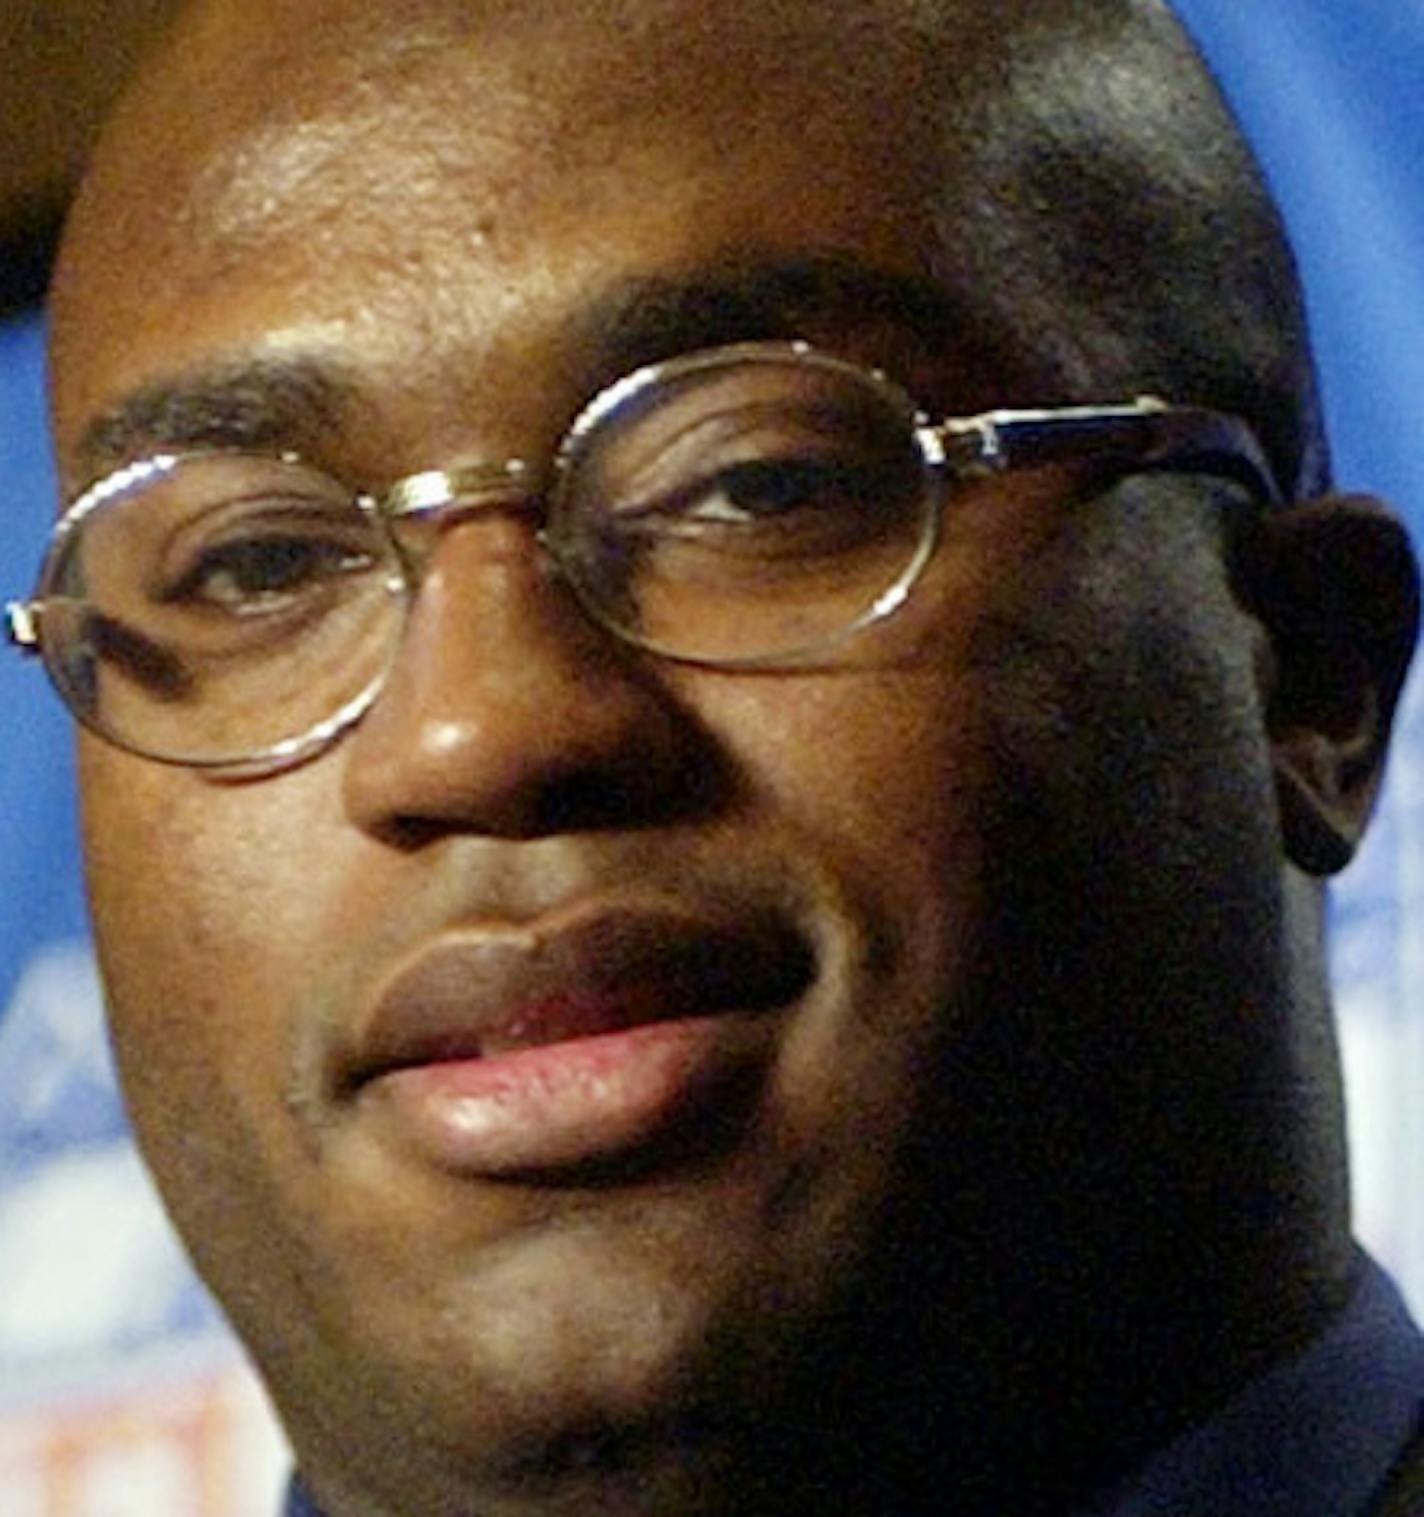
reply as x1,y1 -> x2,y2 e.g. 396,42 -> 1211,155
41,455 -> 402,765
549,350 -> 935,664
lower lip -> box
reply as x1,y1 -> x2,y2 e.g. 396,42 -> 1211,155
361,1016 -> 739,1176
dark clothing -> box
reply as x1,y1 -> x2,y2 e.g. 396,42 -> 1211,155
284,1256 -> 1424,1517
1082,1256 -> 1424,1516
284,1478 -> 323,1517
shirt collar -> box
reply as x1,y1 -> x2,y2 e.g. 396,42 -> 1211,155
1084,1254 -> 1424,1517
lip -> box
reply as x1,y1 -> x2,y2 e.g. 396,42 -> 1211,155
345,902 -> 813,1177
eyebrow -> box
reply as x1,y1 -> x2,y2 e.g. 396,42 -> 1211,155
69,252 -> 972,485
573,253 -> 970,379
73,357 -> 360,482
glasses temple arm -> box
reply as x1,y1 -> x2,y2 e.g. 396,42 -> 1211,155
932,399 -> 1286,507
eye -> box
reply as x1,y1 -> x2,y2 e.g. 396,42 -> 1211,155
680,456 -> 882,523
147,486 -> 387,622
164,531 -> 376,613
607,450 -> 911,567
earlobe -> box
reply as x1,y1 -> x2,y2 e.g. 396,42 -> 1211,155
1239,494 -> 1420,878
1272,692 -> 1380,876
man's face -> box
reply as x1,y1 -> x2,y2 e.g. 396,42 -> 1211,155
53,1 -> 1293,1509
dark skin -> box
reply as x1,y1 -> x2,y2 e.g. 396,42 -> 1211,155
48,1 -> 1419,1514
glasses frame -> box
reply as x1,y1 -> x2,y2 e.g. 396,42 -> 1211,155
6,340 -> 1284,770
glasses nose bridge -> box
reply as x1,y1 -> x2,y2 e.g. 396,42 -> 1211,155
379,459 -> 556,592
382,458 -> 549,532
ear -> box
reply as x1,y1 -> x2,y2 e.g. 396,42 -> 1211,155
1239,495 -> 1420,876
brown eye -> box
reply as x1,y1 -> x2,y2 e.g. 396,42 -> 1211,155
667,456 -> 884,523
163,531 -> 375,614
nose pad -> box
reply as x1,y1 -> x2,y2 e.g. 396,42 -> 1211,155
340,516 -> 716,844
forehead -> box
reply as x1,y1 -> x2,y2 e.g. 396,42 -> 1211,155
52,0 -> 1211,481
150,0 -> 950,229
53,0 -> 975,453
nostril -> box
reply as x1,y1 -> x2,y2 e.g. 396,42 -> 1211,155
354,706 -> 730,849
534,753 -> 722,835
539,770 -> 643,834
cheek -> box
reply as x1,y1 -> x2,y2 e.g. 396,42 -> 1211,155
79,742 -> 354,1137
689,533 -> 1002,934
722,670 -> 985,886
78,740 -> 385,1337
686,633 -> 999,1095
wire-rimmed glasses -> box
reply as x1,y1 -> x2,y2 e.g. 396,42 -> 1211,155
6,340 -> 1282,771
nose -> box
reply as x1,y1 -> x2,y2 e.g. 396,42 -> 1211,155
340,515 -> 715,844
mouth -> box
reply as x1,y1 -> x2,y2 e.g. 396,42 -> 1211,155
343,902 -> 814,1178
